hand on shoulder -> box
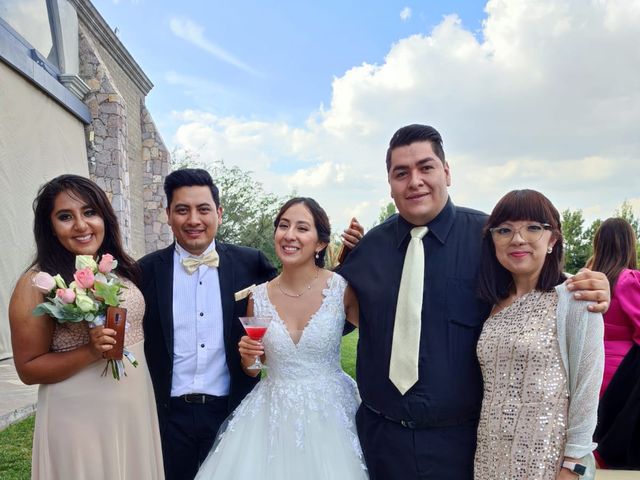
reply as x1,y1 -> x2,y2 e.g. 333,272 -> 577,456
564,268 -> 610,313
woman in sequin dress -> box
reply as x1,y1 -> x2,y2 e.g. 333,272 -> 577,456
9,175 -> 164,479
195,198 -> 368,479
474,189 -> 604,480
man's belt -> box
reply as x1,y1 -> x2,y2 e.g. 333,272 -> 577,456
173,393 -> 228,405
363,402 -> 478,429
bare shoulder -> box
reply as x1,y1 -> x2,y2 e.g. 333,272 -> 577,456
9,270 -> 42,311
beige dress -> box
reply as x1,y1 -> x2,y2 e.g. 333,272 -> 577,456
474,290 -> 569,480
31,279 -> 164,480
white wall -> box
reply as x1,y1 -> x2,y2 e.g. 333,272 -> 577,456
0,62 -> 89,359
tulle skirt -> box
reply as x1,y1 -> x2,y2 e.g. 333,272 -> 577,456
195,373 -> 368,479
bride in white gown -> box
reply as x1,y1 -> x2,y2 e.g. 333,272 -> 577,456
195,198 -> 368,480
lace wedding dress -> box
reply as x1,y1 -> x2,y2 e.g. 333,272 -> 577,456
195,273 -> 368,479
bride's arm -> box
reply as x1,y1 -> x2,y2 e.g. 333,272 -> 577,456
344,284 -> 359,327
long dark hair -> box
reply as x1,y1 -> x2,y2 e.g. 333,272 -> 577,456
587,217 -> 637,293
478,189 -> 566,305
30,175 -> 140,286
273,197 -> 331,267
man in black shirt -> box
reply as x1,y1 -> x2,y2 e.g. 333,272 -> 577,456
339,124 -> 610,479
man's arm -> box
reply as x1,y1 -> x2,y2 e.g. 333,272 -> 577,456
565,268 -> 610,313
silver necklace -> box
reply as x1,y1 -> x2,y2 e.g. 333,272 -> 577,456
277,269 -> 319,298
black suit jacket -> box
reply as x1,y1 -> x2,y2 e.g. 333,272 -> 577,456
139,241 -> 277,426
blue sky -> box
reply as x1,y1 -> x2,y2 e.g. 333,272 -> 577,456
96,1 -> 486,124
92,0 -> 640,229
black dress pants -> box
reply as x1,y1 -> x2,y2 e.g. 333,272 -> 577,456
162,395 -> 229,480
356,404 -> 478,480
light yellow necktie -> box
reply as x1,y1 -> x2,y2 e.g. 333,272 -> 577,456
389,226 -> 428,395
181,250 -> 219,274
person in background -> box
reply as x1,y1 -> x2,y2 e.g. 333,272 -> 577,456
587,217 -> 640,470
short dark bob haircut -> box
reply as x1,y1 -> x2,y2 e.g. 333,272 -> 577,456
31,174 -> 140,286
385,124 -> 445,172
164,168 -> 220,208
273,197 -> 330,268
477,189 -> 566,305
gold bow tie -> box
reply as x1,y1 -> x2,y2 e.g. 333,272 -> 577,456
181,250 -> 219,274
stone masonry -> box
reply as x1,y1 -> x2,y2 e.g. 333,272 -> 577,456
78,24 -> 132,249
141,102 -> 173,252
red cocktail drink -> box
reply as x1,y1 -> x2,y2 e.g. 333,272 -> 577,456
245,326 -> 268,341
239,316 -> 272,370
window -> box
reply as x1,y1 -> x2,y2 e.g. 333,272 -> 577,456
0,0 -> 59,69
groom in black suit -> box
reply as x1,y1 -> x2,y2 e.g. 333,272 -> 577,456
140,169 -> 276,480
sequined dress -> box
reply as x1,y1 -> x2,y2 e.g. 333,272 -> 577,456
195,273 -> 368,479
474,290 -> 569,480
31,278 -> 164,480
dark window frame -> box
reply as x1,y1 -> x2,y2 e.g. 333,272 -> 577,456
0,2 -> 90,123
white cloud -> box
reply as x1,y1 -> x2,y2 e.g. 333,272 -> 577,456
170,0 -> 640,229
400,7 -> 412,21
165,71 -> 228,96
168,17 -> 260,76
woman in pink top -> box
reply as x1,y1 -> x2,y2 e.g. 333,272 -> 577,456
588,217 -> 640,470
587,218 -> 640,397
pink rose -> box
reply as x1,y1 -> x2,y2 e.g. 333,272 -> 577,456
73,268 -> 95,289
98,254 -> 115,274
32,272 -> 56,294
55,288 -> 76,304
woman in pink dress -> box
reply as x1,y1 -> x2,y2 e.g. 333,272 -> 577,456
587,218 -> 640,397
587,217 -> 640,469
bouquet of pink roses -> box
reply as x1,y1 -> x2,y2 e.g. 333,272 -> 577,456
32,254 -> 137,380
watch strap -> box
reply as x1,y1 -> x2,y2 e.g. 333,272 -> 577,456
562,460 -> 586,476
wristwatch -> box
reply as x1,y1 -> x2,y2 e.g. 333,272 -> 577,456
562,460 -> 587,476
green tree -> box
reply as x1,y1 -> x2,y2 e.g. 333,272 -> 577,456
171,149 -> 285,267
372,202 -> 397,227
561,209 -> 592,274
613,200 -> 640,261
615,200 -> 640,237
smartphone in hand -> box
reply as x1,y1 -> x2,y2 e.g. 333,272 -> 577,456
104,307 -> 126,360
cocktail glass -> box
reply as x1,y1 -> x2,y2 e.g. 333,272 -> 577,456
239,316 -> 272,370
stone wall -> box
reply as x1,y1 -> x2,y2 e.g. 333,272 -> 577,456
78,25 -> 132,249
76,9 -> 172,257
86,31 -> 146,258
141,102 -> 173,252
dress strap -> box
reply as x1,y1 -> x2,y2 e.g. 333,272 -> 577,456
323,273 -> 347,305
250,282 -> 273,318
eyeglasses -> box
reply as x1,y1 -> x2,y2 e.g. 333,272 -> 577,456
489,223 -> 551,245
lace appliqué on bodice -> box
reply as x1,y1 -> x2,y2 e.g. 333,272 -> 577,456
50,278 -> 145,352
216,273 -> 364,467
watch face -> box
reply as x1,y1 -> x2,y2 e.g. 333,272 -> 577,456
574,464 -> 587,475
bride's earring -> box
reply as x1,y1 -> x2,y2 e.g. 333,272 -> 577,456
315,251 -> 319,260
547,246 -> 553,254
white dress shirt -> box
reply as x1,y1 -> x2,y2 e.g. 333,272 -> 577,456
171,241 -> 230,397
